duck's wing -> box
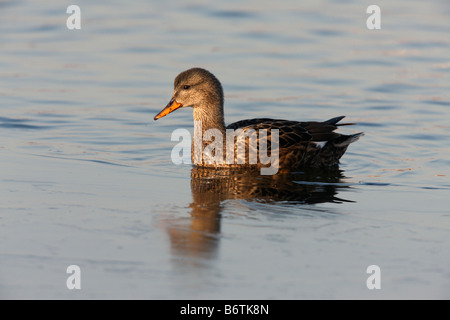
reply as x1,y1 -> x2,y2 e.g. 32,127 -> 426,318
226,116 -> 349,148
226,116 -> 363,168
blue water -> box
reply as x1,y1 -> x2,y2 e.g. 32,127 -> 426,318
1,0 -> 449,299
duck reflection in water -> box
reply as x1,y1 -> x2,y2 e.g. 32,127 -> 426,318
166,166 -> 352,266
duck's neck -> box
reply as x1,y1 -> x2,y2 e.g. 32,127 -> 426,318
193,102 -> 226,135
192,102 -> 226,165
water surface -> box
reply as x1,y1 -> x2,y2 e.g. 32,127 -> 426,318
1,0 -> 449,299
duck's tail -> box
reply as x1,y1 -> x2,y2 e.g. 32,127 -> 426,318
325,115 -> 356,127
334,132 -> 364,147
323,116 -> 364,147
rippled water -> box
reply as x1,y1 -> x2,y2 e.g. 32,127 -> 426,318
1,0 -> 449,299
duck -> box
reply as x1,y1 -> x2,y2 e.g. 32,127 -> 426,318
154,67 -> 363,173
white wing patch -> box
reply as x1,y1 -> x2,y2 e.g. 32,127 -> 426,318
312,141 -> 327,149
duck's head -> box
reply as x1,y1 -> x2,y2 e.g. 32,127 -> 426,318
154,68 -> 224,121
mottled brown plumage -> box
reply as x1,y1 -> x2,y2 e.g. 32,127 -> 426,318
154,68 -> 363,172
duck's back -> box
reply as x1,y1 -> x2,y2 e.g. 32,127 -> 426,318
226,116 -> 363,169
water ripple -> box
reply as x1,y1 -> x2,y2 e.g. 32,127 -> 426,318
0,116 -> 52,130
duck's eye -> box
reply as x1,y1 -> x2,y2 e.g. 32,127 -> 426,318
183,85 -> 191,90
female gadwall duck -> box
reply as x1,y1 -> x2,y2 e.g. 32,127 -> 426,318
154,68 -> 363,173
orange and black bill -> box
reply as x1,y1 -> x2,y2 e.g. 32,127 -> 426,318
154,98 -> 183,120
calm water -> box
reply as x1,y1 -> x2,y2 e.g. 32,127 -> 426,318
1,0 -> 449,299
